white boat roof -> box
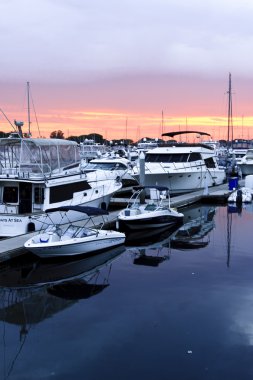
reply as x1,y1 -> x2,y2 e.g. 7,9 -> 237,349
90,157 -> 130,164
0,137 -> 78,146
146,145 -> 213,154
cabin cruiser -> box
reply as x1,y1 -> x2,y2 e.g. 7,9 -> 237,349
130,131 -> 226,195
79,140 -> 109,161
81,153 -> 138,187
0,137 -> 122,237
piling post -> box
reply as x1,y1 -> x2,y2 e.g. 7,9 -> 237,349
139,151 -> 146,204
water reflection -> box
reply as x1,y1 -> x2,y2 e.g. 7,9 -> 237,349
170,205 -> 216,250
124,205 -> 217,269
0,246 -> 125,325
126,225 -> 177,267
0,246 -> 125,379
126,205 -> 217,260
125,224 -> 180,246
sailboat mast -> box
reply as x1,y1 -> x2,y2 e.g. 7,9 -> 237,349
161,110 -> 164,136
227,73 -> 233,146
27,81 -> 31,136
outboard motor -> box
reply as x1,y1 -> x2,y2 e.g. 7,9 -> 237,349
236,189 -> 243,205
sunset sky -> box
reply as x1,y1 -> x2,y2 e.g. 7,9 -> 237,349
1,0 -> 253,142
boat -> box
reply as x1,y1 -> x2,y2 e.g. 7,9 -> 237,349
228,187 -> 253,204
79,139 -> 109,161
24,206 -> 126,258
117,186 -> 184,231
130,131 -> 226,195
0,136 -> 122,237
81,153 -> 138,187
237,149 -> 253,176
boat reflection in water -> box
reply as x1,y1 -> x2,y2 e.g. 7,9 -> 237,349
0,246 -> 125,379
170,205 -> 216,250
126,225 -> 179,267
125,205 -> 217,266
0,245 -> 125,322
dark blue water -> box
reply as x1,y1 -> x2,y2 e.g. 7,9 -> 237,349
1,203 -> 253,380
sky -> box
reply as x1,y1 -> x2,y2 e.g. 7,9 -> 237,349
1,0 -> 253,141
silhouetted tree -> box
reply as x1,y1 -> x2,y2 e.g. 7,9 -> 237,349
50,130 -> 64,139
86,133 -> 104,144
67,135 -> 80,143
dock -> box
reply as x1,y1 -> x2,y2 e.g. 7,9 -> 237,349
0,181 -> 238,262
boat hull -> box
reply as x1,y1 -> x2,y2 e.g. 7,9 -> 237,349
132,170 -> 225,195
25,232 -> 125,258
118,211 -> 183,231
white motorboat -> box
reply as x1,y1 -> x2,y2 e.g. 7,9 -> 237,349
24,206 -> 126,258
0,137 -> 122,237
117,186 -> 184,231
228,187 -> 253,204
130,131 -> 226,195
81,153 -> 138,187
238,149 -> 253,176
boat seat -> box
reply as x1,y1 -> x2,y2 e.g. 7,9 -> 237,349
81,228 -> 96,237
73,227 -> 96,238
61,225 -> 78,240
39,233 -> 50,243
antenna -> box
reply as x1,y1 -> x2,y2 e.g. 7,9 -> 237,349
27,81 -> 31,136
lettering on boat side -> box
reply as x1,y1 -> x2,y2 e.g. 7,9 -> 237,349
0,218 -> 22,223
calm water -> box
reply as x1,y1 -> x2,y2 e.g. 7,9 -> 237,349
1,203 -> 253,380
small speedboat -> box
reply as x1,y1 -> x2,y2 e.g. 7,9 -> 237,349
117,186 -> 184,231
24,206 -> 125,258
228,187 -> 253,204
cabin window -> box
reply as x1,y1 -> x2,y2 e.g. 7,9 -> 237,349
92,163 -> 127,170
3,186 -> 18,203
188,153 -> 202,162
34,187 -> 44,204
204,157 -> 216,168
49,181 -> 91,203
145,153 -> 189,163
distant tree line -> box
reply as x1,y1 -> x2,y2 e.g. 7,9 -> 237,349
2,129 -> 249,148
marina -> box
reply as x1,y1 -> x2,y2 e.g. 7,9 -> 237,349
2,1 -> 253,378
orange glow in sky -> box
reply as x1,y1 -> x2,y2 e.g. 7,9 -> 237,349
1,75 -> 253,143
1,108 -> 252,142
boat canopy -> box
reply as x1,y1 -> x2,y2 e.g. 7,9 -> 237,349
45,205 -> 109,216
0,138 -> 80,176
162,131 -> 211,138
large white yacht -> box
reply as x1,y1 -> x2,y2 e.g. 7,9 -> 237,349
130,131 -> 226,195
0,136 -> 122,237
